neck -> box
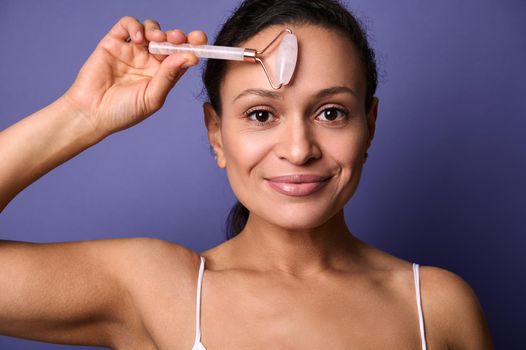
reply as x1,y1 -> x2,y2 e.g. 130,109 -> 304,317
228,210 -> 363,277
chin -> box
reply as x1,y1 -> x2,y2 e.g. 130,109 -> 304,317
250,203 -> 340,230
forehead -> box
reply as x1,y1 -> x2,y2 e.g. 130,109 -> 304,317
220,24 -> 366,104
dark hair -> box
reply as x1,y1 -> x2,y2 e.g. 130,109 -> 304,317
202,0 -> 378,240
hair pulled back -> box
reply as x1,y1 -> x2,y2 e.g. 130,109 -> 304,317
202,0 -> 378,240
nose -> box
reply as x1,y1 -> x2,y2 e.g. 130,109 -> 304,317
274,116 -> 321,165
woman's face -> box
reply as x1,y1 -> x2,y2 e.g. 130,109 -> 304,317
205,24 -> 378,230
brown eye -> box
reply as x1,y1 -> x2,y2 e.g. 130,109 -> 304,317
246,109 -> 275,125
323,109 -> 338,120
317,107 -> 347,122
254,110 -> 270,122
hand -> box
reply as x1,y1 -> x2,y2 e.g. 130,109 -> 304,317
63,16 -> 207,139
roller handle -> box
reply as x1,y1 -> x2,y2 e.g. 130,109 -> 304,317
148,42 -> 246,61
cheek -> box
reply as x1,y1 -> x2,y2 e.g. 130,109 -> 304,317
319,123 -> 367,166
325,135 -> 363,164
318,123 -> 368,202
221,123 -> 273,185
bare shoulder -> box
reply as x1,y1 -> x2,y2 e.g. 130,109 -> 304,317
92,237 -> 202,347
112,237 -> 201,267
419,265 -> 494,349
81,236 -> 202,311
104,237 -> 202,286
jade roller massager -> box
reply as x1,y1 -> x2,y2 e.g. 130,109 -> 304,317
148,29 -> 298,89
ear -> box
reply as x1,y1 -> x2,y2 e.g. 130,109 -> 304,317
203,102 -> 226,169
365,97 -> 379,152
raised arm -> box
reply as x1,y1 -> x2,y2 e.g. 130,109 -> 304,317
0,16 -> 205,213
0,237 -> 199,348
0,16 -> 206,347
0,238 -> 141,347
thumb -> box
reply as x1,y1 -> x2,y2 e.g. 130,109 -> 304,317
145,53 -> 196,111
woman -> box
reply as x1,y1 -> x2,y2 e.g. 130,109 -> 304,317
0,0 -> 492,349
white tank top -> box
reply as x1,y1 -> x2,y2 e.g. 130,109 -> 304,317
192,256 -> 427,349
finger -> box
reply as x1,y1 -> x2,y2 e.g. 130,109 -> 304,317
166,29 -> 187,44
187,30 -> 208,45
146,53 -> 196,110
144,19 -> 170,61
144,19 -> 166,42
106,16 -> 144,44
177,30 -> 207,67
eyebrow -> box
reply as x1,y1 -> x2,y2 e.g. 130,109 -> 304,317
233,85 -> 357,102
233,88 -> 282,102
315,86 -> 357,99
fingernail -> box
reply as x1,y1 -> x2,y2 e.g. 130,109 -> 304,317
181,60 -> 193,69
135,31 -> 142,40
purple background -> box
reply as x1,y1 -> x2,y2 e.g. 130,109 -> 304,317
1,0 -> 525,348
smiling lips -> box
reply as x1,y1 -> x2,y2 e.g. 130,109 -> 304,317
265,174 -> 331,196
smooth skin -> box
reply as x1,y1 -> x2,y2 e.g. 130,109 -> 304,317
0,16 -> 492,349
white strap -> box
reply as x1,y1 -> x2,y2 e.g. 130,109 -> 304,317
413,263 -> 427,350
193,256 -> 206,344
